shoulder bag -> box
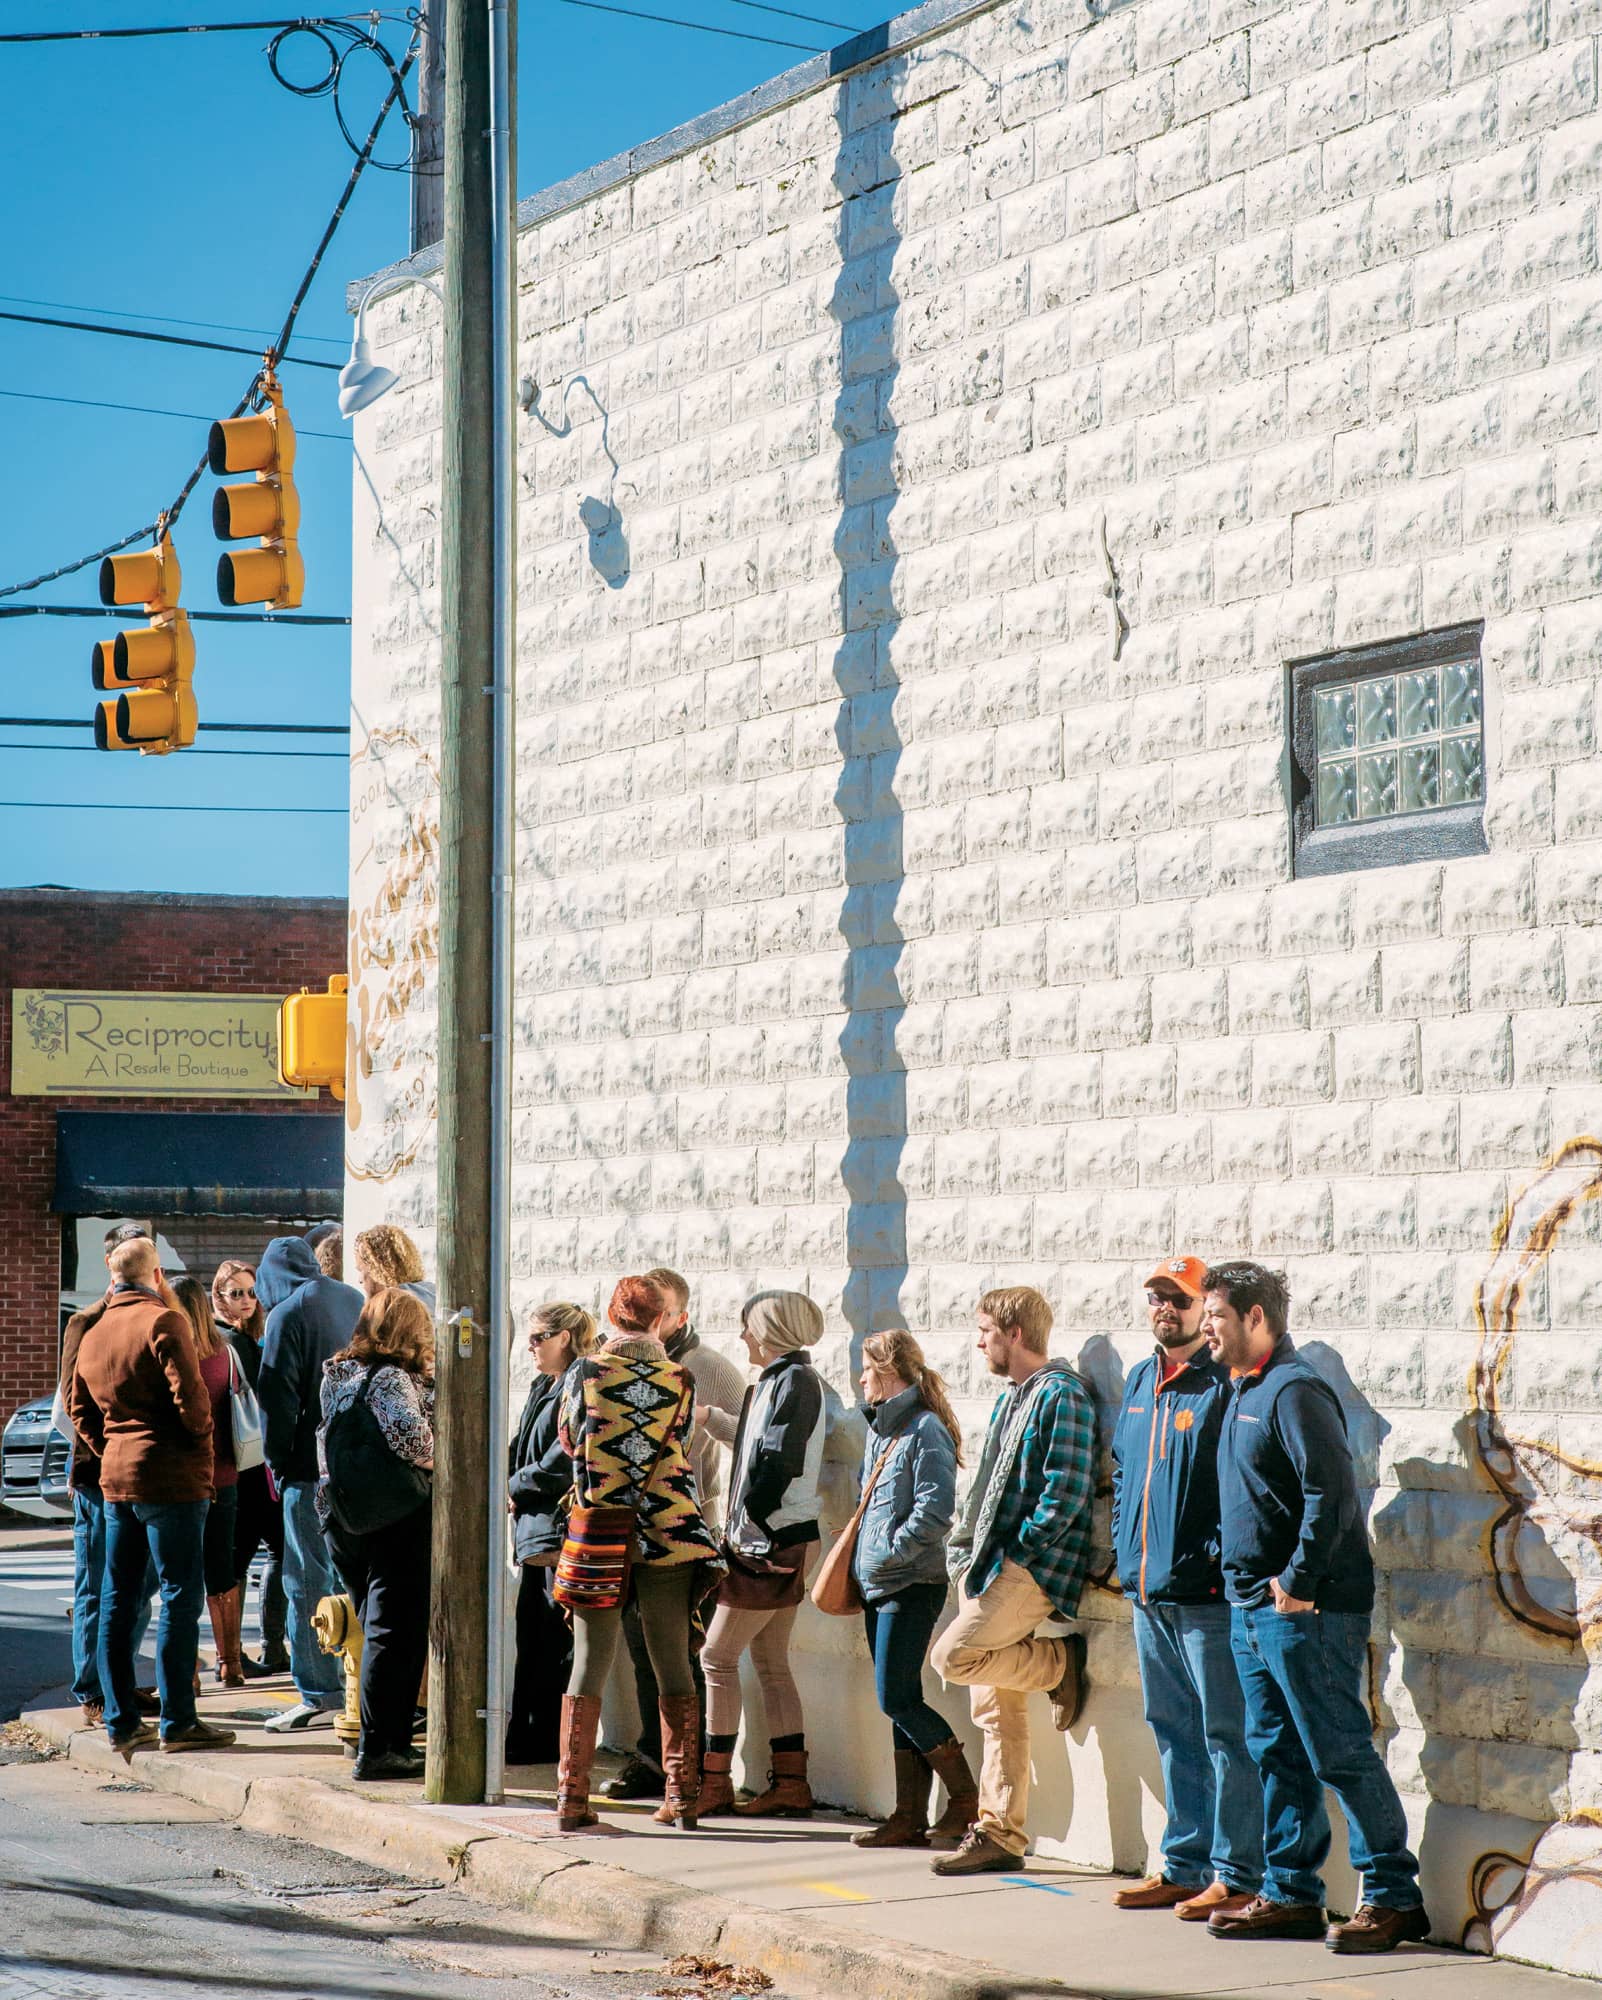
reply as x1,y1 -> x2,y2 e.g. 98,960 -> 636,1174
553,1382 -> 689,1614
810,1429 -> 897,1617
225,1339 -> 267,1473
322,1366 -> 432,1536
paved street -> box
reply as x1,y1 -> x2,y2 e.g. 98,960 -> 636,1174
0,1747 -> 779,2000
0,1529 -> 78,1726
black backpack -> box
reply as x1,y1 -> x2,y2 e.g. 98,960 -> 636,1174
321,1366 -> 431,1536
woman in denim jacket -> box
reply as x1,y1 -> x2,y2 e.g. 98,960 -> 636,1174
851,1330 -> 979,1851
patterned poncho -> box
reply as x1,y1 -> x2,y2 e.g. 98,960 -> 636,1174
559,1338 -> 720,1568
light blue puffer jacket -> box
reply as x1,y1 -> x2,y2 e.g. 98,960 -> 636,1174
850,1384 -> 958,1603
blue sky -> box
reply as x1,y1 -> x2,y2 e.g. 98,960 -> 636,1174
1,0 -> 877,899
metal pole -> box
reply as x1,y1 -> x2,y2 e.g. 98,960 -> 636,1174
484,0 -> 517,1807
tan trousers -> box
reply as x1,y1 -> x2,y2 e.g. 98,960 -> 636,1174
930,1559 -> 1066,1856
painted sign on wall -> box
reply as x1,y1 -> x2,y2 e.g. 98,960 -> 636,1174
11,990 -> 296,1098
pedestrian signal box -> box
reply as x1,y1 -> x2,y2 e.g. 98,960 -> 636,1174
92,534 -> 196,754
279,973 -> 348,1100
210,368 -> 304,609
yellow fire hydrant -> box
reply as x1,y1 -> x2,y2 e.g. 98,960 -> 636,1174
312,1593 -> 363,1755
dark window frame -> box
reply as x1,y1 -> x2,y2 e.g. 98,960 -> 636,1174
1288,621 -> 1487,880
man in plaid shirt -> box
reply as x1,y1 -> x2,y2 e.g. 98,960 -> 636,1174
930,1286 -> 1097,1875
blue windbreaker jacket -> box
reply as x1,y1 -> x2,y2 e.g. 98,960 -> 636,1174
1110,1346 -> 1232,1606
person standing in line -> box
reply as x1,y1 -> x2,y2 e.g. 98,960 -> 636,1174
929,1287 -> 1095,1876
68,1236 -> 236,1755
313,1230 -> 344,1280
212,1259 -> 288,1678
318,1286 -> 435,1782
506,1301 -> 595,1764
556,1276 -> 721,1832
59,1222 -> 160,1726
601,1266 -> 746,1804
255,1234 -> 362,1732
172,1277 -> 244,1689
1202,1262 -> 1430,1955
353,1224 -> 436,1312
1109,1257 -> 1263,1921
698,1291 -> 830,1820
849,1329 -> 978,1851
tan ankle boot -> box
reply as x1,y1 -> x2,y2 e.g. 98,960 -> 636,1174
698,1747 -> 737,1815
852,1746 -> 929,1847
557,1694 -> 603,1832
735,1747 -> 811,1817
924,1737 -> 978,1849
652,1694 -> 700,1829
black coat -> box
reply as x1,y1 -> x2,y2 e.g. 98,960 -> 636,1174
507,1369 -> 575,1564
255,1236 -> 363,1485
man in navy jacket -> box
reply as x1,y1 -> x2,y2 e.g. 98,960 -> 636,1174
1203,1262 -> 1428,1956
1110,1256 -> 1262,1922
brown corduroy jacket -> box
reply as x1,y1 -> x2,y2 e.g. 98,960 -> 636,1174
69,1286 -> 214,1505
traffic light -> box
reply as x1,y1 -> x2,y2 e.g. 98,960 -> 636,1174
279,973 -> 348,1099
92,534 -> 196,754
210,368 -> 304,608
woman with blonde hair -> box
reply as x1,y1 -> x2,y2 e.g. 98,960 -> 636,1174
849,1329 -> 977,1851
556,1276 -> 720,1831
173,1276 -> 246,1689
317,1287 -> 435,1782
212,1259 -> 287,1679
506,1302 -> 597,1763
352,1224 -> 435,1311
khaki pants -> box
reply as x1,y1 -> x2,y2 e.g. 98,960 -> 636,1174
930,1559 -> 1066,1855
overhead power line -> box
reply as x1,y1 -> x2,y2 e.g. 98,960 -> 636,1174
0,385 -> 350,438
0,741 -> 347,759
0,717 -> 350,734
0,307 -> 341,369
0,292 -> 345,348
0,604 -> 350,625
0,15 -> 404,43
728,0 -> 862,30
0,798 -> 349,814
550,0 -> 822,48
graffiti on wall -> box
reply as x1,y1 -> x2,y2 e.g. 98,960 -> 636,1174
345,726 -> 439,1185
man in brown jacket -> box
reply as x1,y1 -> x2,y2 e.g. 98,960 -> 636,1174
69,1236 -> 235,1755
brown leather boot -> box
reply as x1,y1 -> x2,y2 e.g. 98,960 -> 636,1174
852,1747 -> 929,1847
206,1594 -> 231,1684
214,1586 -> 245,1688
652,1695 -> 700,1829
698,1747 -> 737,1816
556,1694 -> 604,1832
924,1737 -> 979,1849
735,1747 -> 812,1817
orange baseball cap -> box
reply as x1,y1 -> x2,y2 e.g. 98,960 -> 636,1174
1143,1256 -> 1209,1301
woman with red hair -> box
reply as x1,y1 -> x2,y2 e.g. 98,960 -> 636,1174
555,1275 -> 720,1832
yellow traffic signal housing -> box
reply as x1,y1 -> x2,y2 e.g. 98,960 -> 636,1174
210,369 -> 304,608
280,973 -> 348,1100
92,535 -> 196,754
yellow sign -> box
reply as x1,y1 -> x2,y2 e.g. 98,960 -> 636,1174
11,990 -> 298,1098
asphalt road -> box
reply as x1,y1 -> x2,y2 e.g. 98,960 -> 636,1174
0,1749 -> 780,2000
0,1524 -> 80,1724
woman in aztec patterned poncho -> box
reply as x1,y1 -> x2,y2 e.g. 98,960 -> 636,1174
556,1274 -> 721,1831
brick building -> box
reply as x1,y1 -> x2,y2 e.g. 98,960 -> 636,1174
346,0 -> 1602,1969
0,888 -> 346,1414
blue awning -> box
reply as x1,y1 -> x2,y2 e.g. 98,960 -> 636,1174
52,1110 -> 343,1218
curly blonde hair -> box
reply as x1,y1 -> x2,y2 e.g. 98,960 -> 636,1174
337,1286 -> 434,1377
863,1329 -> 964,1463
354,1224 -> 425,1290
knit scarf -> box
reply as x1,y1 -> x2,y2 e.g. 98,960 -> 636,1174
948,1358 -> 1074,1588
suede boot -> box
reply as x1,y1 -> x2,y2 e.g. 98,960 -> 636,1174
698,1746 -> 738,1816
852,1747 -> 929,1847
556,1693 -> 604,1832
735,1747 -> 812,1818
924,1737 -> 979,1850
210,1586 -> 245,1688
652,1695 -> 701,1829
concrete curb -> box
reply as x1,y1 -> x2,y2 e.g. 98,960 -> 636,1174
26,1704 -> 1079,2000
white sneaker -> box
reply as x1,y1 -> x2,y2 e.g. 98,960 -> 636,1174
263,1701 -> 336,1734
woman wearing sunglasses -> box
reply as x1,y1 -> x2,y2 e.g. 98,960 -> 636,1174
212,1260 -> 288,1679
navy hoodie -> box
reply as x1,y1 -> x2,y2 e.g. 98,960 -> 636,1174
256,1236 -> 363,1484
1217,1337 -> 1374,1614
1110,1345 -> 1232,1605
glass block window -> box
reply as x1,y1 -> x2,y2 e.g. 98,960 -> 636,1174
1291,625 -> 1487,878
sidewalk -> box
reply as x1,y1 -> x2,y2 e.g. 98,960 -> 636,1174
22,1681 -> 1594,2000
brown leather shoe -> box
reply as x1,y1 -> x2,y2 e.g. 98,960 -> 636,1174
1325,1904 -> 1431,1954
1177,1882 -> 1257,1922
930,1828 -> 1017,1876
1048,1632 -> 1088,1731
1114,1874 -> 1203,1910
1208,1894 -> 1326,1940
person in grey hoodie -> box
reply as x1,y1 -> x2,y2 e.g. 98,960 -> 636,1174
255,1233 -> 362,1730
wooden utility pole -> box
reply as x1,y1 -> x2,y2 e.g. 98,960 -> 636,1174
410,0 -> 446,253
427,0 -> 494,1806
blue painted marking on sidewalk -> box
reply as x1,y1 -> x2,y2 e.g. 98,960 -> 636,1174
1001,1876 -> 1074,1896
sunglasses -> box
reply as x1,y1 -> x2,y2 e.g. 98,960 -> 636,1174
222,1287 -> 257,1301
1146,1289 -> 1190,1307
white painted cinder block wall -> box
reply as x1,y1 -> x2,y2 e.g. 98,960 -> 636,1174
346,0 -> 1602,1954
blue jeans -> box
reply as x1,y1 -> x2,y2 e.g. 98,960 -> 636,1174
280,1479 -> 342,1705
100,1498 -> 206,1742
71,1487 -> 155,1706
862,1582 -> 950,1756
1231,1604 -> 1422,1911
1133,1601 -> 1262,1891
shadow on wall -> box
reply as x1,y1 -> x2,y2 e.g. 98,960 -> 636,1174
831,49 -> 906,1380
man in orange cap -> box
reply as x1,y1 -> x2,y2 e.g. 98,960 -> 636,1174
1108,1256 -> 1262,1921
